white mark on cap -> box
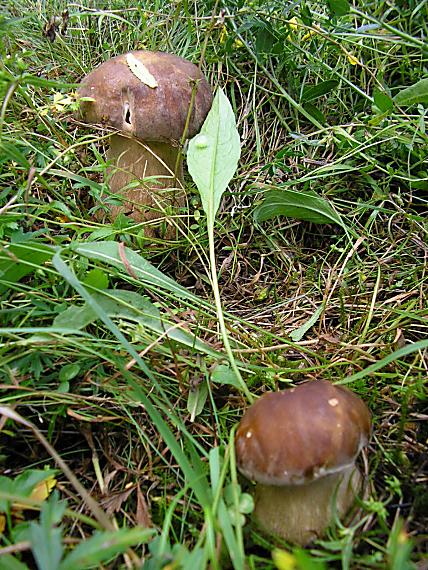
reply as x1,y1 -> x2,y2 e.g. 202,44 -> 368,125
328,398 -> 339,407
246,430 -> 252,439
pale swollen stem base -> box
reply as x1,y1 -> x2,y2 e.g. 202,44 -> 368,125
207,217 -> 254,403
105,134 -> 185,235
253,466 -> 362,545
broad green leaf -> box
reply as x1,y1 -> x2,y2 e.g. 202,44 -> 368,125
0,555 -> 30,570
30,493 -> 65,570
211,363 -> 241,389
47,201 -> 73,219
187,88 -> 241,224
0,477 -> 15,511
52,304 -> 96,330
60,527 -> 155,570
327,0 -> 350,17
0,242 -> 53,293
394,78 -> 428,106
238,493 -> 254,514
253,189 -> 344,226
82,268 -> 109,290
290,305 -> 323,342
302,103 -> 326,125
59,363 -> 80,382
302,80 -> 339,102
223,482 -> 240,507
187,381 -> 208,422
373,88 -> 393,112
255,25 -> 276,56
208,446 -> 221,497
0,142 -> 31,168
71,241 -> 199,302
86,227 -> 115,241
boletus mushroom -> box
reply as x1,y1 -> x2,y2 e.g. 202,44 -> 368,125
77,50 -> 212,234
235,380 -> 371,545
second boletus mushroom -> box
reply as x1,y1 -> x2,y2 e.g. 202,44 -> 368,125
77,50 -> 212,234
235,380 -> 371,545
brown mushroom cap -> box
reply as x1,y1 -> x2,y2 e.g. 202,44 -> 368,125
235,380 -> 371,486
77,50 -> 212,143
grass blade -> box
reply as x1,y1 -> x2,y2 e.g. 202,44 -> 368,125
337,339 -> 428,385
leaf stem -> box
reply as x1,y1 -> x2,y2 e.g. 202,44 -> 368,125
207,220 -> 254,403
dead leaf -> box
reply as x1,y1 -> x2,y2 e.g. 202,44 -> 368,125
67,408 -> 121,422
126,53 -> 158,88
101,486 -> 135,514
30,476 -> 57,503
136,485 -> 152,527
42,10 -> 69,43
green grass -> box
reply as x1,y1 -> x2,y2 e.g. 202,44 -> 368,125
0,0 -> 427,568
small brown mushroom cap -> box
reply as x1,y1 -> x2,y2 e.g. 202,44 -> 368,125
235,380 -> 371,486
77,50 -> 212,142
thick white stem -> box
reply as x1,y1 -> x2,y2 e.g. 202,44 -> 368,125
253,466 -> 362,545
104,134 -> 185,236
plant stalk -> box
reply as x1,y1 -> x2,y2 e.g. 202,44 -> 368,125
207,219 -> 253,403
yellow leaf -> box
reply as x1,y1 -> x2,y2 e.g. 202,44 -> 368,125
347,53 -> 360,65
126,53 -> 158,88
30,475 -> 57,502
14,475 -> 57,511
272,548 -> 297,570
219,26 -> 228,44
0,514 -> 5,534
288,17 -> 299,32
302,29 -> 316,42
